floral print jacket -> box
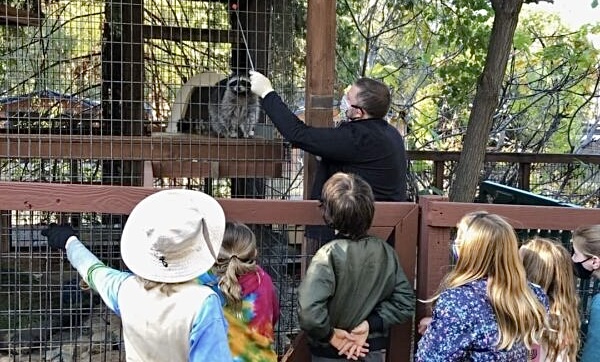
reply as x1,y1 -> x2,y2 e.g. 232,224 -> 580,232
416,279 -> 549,362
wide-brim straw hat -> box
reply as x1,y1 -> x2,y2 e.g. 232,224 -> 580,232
120,189 -> 226,283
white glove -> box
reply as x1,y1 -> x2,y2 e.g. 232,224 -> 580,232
249,70 -> 274,98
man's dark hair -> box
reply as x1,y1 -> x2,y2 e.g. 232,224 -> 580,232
321,172 -> 375,240
354,78 -> 391,119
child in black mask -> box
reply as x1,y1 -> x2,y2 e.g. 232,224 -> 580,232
571,225 -> 600,362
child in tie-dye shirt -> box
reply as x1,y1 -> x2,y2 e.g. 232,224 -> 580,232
201,221 -> 280,362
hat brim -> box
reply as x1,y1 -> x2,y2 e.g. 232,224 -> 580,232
120,189 -> 225,283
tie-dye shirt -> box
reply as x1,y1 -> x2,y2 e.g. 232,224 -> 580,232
199,266 -> 280,362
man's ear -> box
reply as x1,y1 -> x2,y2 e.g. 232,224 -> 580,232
357,107 -> 367,119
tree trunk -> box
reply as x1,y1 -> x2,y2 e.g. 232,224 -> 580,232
449,0 -> 524,202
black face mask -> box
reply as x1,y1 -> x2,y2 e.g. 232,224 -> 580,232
573,257 -> 594,279
451,243 -> 459,264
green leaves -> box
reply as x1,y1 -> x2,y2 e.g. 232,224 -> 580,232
333,0 -> 599,156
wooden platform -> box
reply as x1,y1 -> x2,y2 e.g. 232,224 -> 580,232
0,133 -> 285,179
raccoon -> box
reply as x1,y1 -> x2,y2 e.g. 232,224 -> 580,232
207,74 -> 261,138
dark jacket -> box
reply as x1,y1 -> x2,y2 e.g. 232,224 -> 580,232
298,236 -> 415,358
261,92 -> 408,242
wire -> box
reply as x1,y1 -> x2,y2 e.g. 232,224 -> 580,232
231,3 -> 255,71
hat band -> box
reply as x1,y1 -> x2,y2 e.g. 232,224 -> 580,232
202,218 -> 218,260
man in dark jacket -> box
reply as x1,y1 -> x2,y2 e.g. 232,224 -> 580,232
249,71 -> 408,246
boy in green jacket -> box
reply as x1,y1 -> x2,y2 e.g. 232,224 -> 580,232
298,172 -> 415,361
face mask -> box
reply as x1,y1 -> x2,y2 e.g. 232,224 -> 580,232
450,242 -> 460,264
339,95 -> 351,117
573,257 -> 594,279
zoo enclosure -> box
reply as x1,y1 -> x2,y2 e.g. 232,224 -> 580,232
0,182 -> 417,361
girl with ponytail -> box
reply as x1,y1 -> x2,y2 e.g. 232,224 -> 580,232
203,221 -> 280,361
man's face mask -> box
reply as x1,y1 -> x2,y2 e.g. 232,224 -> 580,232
339,95 -> 351,117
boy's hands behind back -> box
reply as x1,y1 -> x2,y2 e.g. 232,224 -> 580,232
330,322 -> 370,360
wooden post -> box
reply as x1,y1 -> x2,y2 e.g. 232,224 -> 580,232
415,196 -> 452,352
99,0 -> 145,226
434,160 -> 444,191
519,162 -> 531,191
388,205 -> 419,362
304,0 -> 335,199
0,212 -> 9,253
233,0 -> 271,74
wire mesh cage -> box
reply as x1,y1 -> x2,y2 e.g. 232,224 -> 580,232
0,0 -> 304,191
0,211 -> 125,361
0,0 -> 306,359
0,212 -> 308,360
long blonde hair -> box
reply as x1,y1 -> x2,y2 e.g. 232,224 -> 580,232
212,221 -> 258,312
428,211 -> 548,350
520,237 -> 580,362
134,277 -> 178,296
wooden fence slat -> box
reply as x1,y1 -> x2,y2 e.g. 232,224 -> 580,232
388,204 -> 419,362
423,198 -> 600,230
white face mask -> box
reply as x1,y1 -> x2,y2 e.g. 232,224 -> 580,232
339,95 -> 351,116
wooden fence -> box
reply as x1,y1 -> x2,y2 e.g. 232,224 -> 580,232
0,182 -> 417,361
1,184 -> 600,361
408,151 -> 600,192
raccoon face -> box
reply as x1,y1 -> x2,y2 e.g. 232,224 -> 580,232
227,76 -> 252,96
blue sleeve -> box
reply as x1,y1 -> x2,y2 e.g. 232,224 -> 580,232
189,293 -> 233,362
197,271 -> 225,306
66,238 -> 132,316
581,294 -> 600,362
415,289 -> 472,361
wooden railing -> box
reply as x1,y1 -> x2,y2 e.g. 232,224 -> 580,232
0,181 -> 417,362
2,182 -> 600,361
408,150 -> 600,191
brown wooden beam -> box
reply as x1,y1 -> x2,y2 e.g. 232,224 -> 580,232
151,160 -> 283,178
433,160 -> 444,191
142,25 -> 239,43
122,0 -> 145,136
416,195 -> 452,353
519,162 -> 531,190
0,134 -> 284,161
388,205 -> 419,362
0,4 -> 43,26
0,181 -> 414,227
408,150 -> 600,164
421,196 -> 598,229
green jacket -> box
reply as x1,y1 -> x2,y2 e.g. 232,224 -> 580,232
298,235 -> 415,357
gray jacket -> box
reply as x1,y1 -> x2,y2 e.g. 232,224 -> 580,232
298,235 -> 415,357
